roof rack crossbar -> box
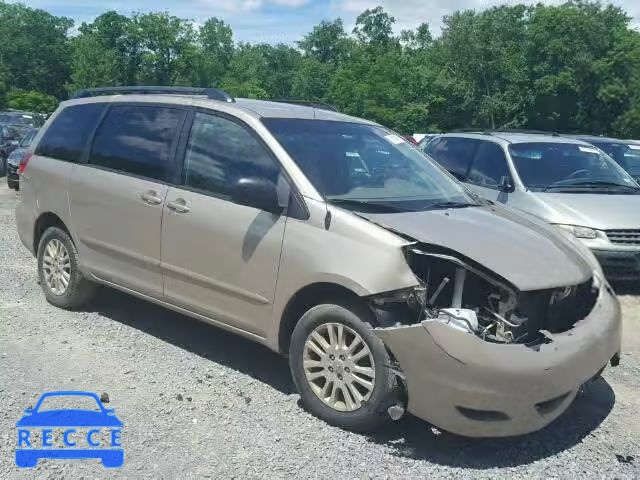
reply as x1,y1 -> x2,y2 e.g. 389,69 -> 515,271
70,86 -> 235,103
270,99 -> 338,112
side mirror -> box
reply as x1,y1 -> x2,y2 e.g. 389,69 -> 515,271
232,177 -> 282,214
499,176 -> 515,193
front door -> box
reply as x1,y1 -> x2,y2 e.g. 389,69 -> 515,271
160,111 -> 287,336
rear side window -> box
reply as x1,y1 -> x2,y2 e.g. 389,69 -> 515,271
89,105 -> 185,182
35,104 -> 105,163
182,112 -> 280,198
424,137 -> 479,180
467,141 -> 511,189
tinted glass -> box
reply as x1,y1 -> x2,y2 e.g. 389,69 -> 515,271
591,141 -> 640,177
424,137 -> 478,180
468,141 -> 511,188
263,119 -> 476,212
183,112 -> 279,197
90,105 -> 184,181
19,129 -> 38,148
509,142 -> 639,192
36,104 -> 105,163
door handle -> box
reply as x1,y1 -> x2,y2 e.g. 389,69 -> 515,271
166,198 -> 191,213
139,190 -> 163,206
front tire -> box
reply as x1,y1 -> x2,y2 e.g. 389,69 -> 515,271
37,227 -> 96,309
289,299 -> 399,432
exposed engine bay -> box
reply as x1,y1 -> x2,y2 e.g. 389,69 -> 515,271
370,243 -> 600,347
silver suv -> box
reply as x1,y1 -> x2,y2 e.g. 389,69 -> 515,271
16,88 -> 621,437
422,131 -> 640,281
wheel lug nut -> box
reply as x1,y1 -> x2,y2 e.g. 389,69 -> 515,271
337,374 -> 343,380
339,355 -> 345,361
344,367 -> 350,373
329,355 -> 335,360
328,366 -> 334,372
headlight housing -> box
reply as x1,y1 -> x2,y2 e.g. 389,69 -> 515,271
554,224 -> 599,240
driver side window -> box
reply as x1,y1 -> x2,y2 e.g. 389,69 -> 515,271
467,141 -> 512,189
183,112 -> 281,200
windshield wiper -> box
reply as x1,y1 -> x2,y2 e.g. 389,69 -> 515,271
426,201 -> 480,210
544,180 -> 640,192
326,198 -> 409,213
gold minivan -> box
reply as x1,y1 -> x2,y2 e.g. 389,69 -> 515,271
16,87 -> 621,436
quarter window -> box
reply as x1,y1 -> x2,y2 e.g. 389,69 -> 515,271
35,103 -> 106,163
89,105 -> 184,182
467,141 -> 511,189
183,112 -> 280,198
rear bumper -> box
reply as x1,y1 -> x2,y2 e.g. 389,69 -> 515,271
593,249 -> 640,280
375,285 -> 621,437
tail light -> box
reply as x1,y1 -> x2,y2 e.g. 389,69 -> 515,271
18,152 -> 32,175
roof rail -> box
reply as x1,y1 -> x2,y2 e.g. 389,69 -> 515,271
491,128 -> 560,136
271,99 -> 338,112
70,86 -> 235,103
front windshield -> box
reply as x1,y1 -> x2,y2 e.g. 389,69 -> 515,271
509,142 -> 640,193
591,141 -> 640,177
262,119 -> 477,212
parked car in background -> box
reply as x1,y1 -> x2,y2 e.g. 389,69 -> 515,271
0,110 -> 46,128
14,86 -> 620,437
414,133 -> 437,145
567,135 -> 640,184
1,124 -> 30,176
6,128 -> 38,190
423,131 -> 640,281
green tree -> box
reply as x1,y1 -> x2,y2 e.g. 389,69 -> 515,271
7,89 -> 58,113
353,7 -> 396,48
524,2 -> 640,134
135,12 -> 197,85
298,19 -> 350,64
0,1 -> 73,98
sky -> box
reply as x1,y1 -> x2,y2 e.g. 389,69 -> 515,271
15,0 -> 640,44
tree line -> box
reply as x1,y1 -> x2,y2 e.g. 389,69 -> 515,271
1,1 -> 639,137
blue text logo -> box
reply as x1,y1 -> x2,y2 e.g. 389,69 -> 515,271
15,391 -> 123,468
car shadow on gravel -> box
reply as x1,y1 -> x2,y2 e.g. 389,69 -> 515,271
89,288 -> 614,469
365,377 -> 615,468
89,288 -> 295,395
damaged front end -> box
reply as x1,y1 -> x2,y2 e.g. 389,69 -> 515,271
368,243 -> 622,437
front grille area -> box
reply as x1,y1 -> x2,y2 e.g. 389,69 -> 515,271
606,229 -> 640,246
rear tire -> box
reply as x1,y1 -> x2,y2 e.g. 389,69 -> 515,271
37,227 -> 96,309
289,299 -> 399,432
7,177 -> 18,190
0,156 -> 6,177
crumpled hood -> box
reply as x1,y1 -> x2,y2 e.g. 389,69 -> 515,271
530,193 -> 640,230
358,205 -> 593,291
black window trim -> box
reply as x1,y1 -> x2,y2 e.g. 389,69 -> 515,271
465,139 -> 513,191
81,101 -> 189,185
173,106 -> 309,220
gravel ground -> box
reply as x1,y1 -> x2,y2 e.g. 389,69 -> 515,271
0,183 -> 639,479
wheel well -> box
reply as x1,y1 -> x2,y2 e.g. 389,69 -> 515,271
278,283 -> 367,354
33,212 -> 69,253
